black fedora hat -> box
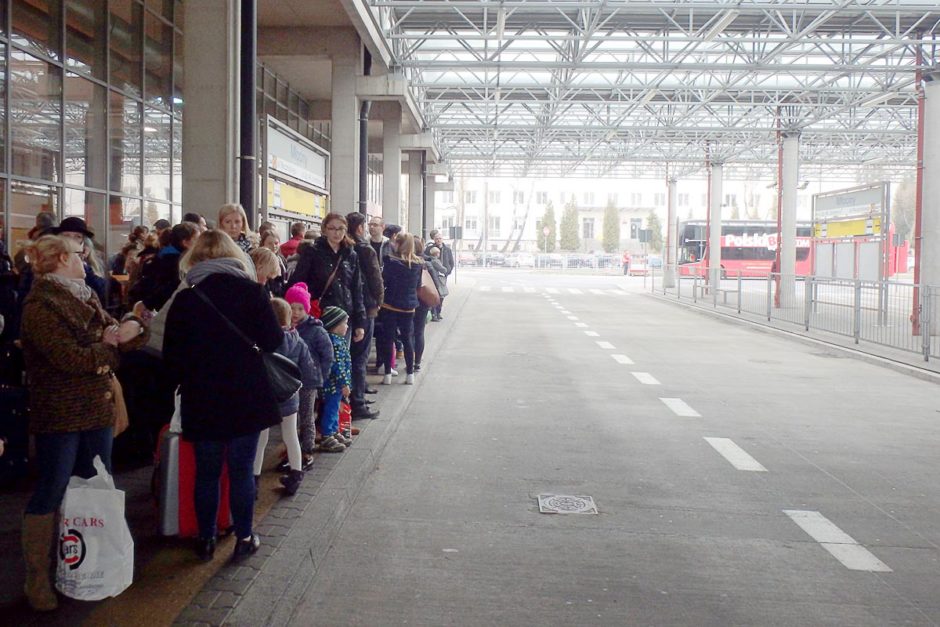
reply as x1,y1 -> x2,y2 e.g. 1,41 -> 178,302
53,216 -> 95,239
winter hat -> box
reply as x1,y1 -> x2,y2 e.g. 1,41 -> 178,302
320,306 -> 348,331
284,282 -> 312,314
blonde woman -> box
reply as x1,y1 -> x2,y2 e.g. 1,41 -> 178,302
377,233 -> 424,385
163,230 -> 283,562
218,203 -> 258,254
250,246 -> 284,297
19,235 -> 148,610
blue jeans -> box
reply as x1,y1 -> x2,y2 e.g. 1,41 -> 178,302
192,432 -> 259,540
377,309 -> 415,375
350,317 -> 374,408
26,426 -> 114,515
320,389 -> 343,436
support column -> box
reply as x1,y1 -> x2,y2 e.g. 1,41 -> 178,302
239,0 -> 257,227
921,75 -> 940,308
427,181 -> 437,234
779,133 -> 800,306
407,153 -> 423,235
708,163 -> 723,286
663,177 -> 678,288
382,109 -> 401,225
182,0 -> 239,215
331,51 -> 360,215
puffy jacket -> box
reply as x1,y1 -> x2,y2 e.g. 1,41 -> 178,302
129,246 -> 182,311
294,315 -> 333,389
275,328 -> 319,416
354,239 -> 383,317
381,257 -> 423,311
287,237 -> 366,330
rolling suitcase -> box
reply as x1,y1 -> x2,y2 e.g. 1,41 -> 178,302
154,425 -> 233,537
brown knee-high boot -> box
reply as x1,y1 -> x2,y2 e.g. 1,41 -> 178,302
21,513 -> 58,611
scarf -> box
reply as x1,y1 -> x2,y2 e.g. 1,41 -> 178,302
185,257 -> 254,287
45,272 -> 94,304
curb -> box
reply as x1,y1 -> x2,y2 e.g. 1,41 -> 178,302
177,281 -> 474,626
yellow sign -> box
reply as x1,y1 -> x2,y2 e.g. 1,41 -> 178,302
814,216 -> 881,238
267,178 -> 327,218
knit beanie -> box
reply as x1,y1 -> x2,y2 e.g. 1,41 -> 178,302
320,306 -> 349,331
284,282 -> 312,314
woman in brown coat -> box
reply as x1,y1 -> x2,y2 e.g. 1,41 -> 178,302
19,235 -> 148,611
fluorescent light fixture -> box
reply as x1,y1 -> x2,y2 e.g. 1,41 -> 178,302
143,126 -> 158,133
496,8 -> 506,41
702,9 -> 740,41
638,89 -> 657,105
604,130 -> 616,142
859,91 -> 899,107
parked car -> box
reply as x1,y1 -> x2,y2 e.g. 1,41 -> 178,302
483,252 -> 506,267
458,251 -> 480,266
536,253 -> 564,268
509,253 -> 536,268
628,255 -> 649,276
648,255 -> 663,269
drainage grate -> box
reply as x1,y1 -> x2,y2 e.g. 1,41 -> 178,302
537,494 -> 598,515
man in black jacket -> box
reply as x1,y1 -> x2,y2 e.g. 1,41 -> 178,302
346,212 -> 383,419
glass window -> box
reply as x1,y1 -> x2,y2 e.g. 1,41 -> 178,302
146,0 -> 173,20
109,91 -> 142,195
144,10 -> 173,105
64,188 -> 106,248
173,29 -> 183,113
173,0 -> 183,32
10,181 -> 58,244
66,0 -> 108,79
107,195 -> 141,260
0,45 -> 6,171
143,107 -> 171,201
64,73 -> 108,189
110,0 -> 143,97
10,51 -> 63,181
143,200 -> 170,229
172,115 -> 181,203
12,0 -> 62,61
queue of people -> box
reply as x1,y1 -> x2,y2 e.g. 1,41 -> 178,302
0,203 -> 453,611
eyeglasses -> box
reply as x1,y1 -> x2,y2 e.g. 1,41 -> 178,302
368,223 -> 383,228
325,226 -> 346,233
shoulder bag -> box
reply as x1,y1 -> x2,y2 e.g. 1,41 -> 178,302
190,284 -> 301,403
418,266 -> 442,307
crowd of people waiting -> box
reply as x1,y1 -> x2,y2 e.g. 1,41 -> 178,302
0,204 -> 454,611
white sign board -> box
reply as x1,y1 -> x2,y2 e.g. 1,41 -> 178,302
267,124 -> 328,191
813,183 -> 886,222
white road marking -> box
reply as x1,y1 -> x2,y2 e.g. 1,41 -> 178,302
607,289 -> 626,296
611,354 -> 634,364
480,286 -> 492,292
783,510 -> 892,572
567,316 -> 579,321
703,437 -> 766,471
631,372 -> 660,385
585,331 -> 600,337
590,289 -> 605,295
568,288 -> 583,294
524,287 -> 536,293
575,322 -> 589,328
501,286 -> 515,293
596,341 -> 615,349
546,287 -> 560,294
560,309 -> 572,314
659,398 -> 700,417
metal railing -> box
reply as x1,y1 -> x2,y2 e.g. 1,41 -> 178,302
652,265 -> 937,362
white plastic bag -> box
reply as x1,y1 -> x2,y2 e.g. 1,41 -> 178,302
56,456 -> 134,600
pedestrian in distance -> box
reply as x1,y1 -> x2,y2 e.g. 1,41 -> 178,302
19,235 -> 148,611
319,306 -> 353,452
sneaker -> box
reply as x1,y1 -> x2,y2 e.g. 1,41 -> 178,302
196,537 -> 216,562
334,431 -> 352,446
352,405 -> 380,420
275,457 -> 290,473
414,363 -> 421,372
365,387 -> 378,394
279,470 -> 304,496
301,453 -> 315,471
404,373 -> 415,385
232,534 -> 260,560
319,436 -> 345,452
382,374 -> 392,385
390,368 -> 399,377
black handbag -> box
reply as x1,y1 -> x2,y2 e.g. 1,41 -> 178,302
190,284 -> 301,403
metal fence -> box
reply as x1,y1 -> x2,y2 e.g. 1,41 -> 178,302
652,266 -> 940,362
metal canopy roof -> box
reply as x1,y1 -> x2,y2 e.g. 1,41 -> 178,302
367,0 -> 940,180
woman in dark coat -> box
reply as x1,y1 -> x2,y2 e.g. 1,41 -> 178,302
378,233 -> 424,386
163,230 -> 283,561
287,212 -> 366,344
19,235 -> 148,611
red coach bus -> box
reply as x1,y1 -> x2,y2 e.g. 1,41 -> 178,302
677,220 -> 813,278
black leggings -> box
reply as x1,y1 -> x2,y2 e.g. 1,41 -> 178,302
378,309 -> 415,375
414,306 -> 429,364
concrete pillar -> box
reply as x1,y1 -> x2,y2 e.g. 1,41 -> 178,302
708,163 -> 723,286
330,52 -> 360,215
921,76 -> 940,300
779,133 -> 800,306
427,183 -> 437,233
382,107 -> 402,225
182,0 -> 239,214
407,153 -> 423,235
663,178 -> 678,288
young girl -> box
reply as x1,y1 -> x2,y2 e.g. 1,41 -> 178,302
285,283 -> 333,465
378,233 -> 424,385
253,299 -> 318,495
319,306 -> 352,452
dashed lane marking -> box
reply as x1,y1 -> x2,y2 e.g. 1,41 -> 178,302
703,437 -> 766,471
568,288 -> 583,294
502,286 -> 515,293
567,316 -> 579,321
606,289 -> 626,296
631,372 -> 660,385
560,309 -> 572,314
585,331 -> 600,337
659,398 -> 700,417
783,510 -> 892,572
575,322 -> 589,328
589,289 -> 605,295
546,288 -> 560,294
596,341 -> 615,349
480,286 -> 492,292
611,354 -> 634,364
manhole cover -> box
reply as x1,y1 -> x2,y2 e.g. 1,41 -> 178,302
537,494 -> 598,515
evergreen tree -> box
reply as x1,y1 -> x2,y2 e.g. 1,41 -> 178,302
537,201 -> 557,252
646,209 -> 664,253
559,199 -> 581,251
892,178 -> 915,243
602,201 -> 620,253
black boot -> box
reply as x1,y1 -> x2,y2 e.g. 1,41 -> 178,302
279,469 -> 304,496
196,536 -> 216,562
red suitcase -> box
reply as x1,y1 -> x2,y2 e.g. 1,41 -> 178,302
154,424 -> 232,537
